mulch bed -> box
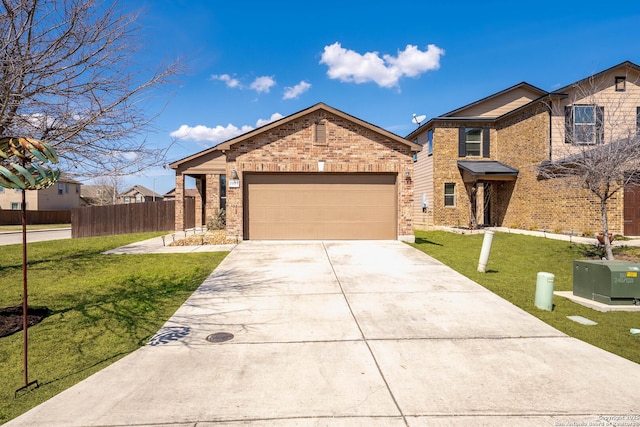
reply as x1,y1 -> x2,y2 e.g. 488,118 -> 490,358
0,305 -> 49,339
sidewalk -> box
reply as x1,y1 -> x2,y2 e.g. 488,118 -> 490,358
102,232 -> 237,254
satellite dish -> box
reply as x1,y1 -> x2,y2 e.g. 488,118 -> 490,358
412,113 -> 426,126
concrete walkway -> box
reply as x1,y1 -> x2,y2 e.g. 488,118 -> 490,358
6,240 -> 640,426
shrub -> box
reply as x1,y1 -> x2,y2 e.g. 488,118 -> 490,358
207,208 -> 226,230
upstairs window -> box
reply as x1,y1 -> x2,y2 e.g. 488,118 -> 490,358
427,129 -> 433,156
615,76 -> 626,92
565,105 -> 604,144
58,183 -> 63,195
458,127 -> 490,157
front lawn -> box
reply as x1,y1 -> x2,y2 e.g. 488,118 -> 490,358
411,230 -> 640,365
0,232 -> 228,424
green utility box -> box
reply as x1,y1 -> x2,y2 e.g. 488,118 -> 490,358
573,260 -> 640,305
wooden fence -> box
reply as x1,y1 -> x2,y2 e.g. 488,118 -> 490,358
71,199 -> 195,238
0,209 -> 71,225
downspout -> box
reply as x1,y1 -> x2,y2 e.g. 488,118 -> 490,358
547,100 -> 553,161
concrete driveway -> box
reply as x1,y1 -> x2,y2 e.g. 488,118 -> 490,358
6,241 -> 640,426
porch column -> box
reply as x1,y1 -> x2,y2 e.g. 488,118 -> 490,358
476,182 -> 485,226
175,171 -> 185,231
205,174 -> 220,224
195,176 -> 204,228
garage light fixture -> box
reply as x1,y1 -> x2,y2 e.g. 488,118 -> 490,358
231,169 -> 239,180
405,170 -> 411,179
318,160 -> 325,172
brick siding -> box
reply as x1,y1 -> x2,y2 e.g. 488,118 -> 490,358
224,110 -> 414,240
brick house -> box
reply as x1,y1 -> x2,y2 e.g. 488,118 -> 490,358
169,103 -> 421,241
409,61 -> 640,236
0,173 -> 82,210
117,185 -> 164,204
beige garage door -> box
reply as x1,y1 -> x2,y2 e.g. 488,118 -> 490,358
244,173 -> 397,240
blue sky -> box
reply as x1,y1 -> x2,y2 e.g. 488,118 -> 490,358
124,0 -> 640,194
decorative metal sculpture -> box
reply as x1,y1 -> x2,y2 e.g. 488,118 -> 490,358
0,137 -> 59,394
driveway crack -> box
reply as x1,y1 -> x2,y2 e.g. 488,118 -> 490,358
321,241 -> 408,427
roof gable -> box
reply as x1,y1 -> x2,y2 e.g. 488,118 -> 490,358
120,185 -> 163,198
551,61 -> 640,94
443,82 -> 547,118
170,103 -> 420,169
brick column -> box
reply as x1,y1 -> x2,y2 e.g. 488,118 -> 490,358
175,171 -> 184,231
476,182 -> 485,226
195,176 -> 204,228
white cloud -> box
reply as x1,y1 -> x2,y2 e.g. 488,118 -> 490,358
170,124 -> 252,145
170,112 -> 283,145
250,76 -> 276,93
211,73 -> 241,88
256,113 -> 283,127
283,81 -> 312,99
320,42 -> 445,88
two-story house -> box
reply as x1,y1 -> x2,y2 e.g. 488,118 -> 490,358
0,173 -> 82,211
409,61 -> 640,236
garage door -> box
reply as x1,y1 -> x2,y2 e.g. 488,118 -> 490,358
244,173 -> 397,240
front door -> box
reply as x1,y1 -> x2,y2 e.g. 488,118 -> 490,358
624,184 -> 640,236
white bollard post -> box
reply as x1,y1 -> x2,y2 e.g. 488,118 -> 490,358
477,231 -> 494,273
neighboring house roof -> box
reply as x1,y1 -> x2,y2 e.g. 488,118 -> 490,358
407,60 -> 640,141
164,188 -> 198,198
170,102 -> 421,169
80,185 -> 111,199
440,82 -> 547,118
119,185 -> 164,199
551,60 -> 640,94
57,173 -> 83,185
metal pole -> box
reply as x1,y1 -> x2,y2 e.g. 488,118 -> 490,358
21,188 -> 28,387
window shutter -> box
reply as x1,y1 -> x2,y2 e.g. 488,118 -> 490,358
565,106 -> 573,143
458,128 -> 466,157
596,106 -> 604,144
482,128 -> 490,158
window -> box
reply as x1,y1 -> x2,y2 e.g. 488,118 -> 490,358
565,105 -> 604,144
76,185 -> 79,193
11,202 -> 20,210
444,183 -> 455,206
135,194 -> 142,203
615,76 -> 626,92
465,128 -> 482,156
124,196 -> 131,203
58,183 -> 63,195
65,183 -> 69,193
458,127 -> 490,157
0,187 -> 4,193
427,129 -> 433,156
220,174 -> 227,210
412,153 -> 418,162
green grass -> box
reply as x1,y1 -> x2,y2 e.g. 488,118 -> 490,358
410,230 -> 640,365
0,224 -> 71,232
0,232 -> 228,424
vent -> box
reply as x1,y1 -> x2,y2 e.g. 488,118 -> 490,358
315,121 -> 326,144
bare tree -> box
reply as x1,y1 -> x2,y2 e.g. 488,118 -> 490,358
92,174 -> 121,204
539,70 -> 640,259
0,0 -> 182,177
